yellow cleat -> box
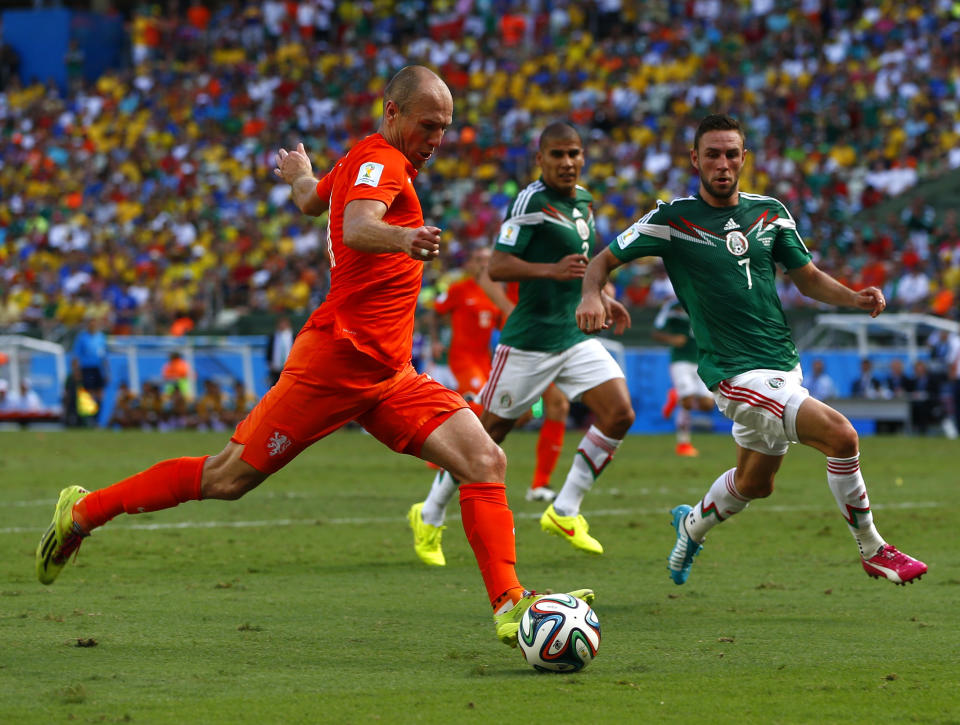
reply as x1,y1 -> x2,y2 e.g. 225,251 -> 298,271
540,504 -> 603,555
494,589 -> 595,647
36,485 -> 89,585
407,502 -> 446,566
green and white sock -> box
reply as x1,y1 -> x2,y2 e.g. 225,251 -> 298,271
826,454 -> 885,557
685,467 -> 750,542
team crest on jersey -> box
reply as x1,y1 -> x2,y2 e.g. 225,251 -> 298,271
765,377 -> 786,390
499,392 -> 513,408
267,430 -> 292,457
725,230 -> 749,256
575,218 -> 591,240
355,162 -> 384,187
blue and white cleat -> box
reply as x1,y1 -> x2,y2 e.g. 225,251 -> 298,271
667,504 -> 702,585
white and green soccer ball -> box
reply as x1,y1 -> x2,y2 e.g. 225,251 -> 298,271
517,593 -> 600,672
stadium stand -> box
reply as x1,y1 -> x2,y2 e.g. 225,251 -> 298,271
1,1 -> 959,430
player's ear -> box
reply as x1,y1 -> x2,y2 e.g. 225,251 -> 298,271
689,147 -> 699,170
384,99 -> 399,122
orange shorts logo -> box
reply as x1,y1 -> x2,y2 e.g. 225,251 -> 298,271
267,431 -> 292,457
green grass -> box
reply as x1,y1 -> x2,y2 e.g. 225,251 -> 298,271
1,429 -> 957,724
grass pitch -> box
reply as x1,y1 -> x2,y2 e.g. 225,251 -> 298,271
1,429 -> 957,724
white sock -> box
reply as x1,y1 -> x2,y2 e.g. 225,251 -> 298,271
685,468 -> 751,542
826,454 -> 886,557
421,469 -> 457,526
553,425 -> 621,517
676,407 -> 691,444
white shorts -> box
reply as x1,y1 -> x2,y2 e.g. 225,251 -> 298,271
670,360 -> 711,400
479,338 -> 624,419
713,366 -> 809,456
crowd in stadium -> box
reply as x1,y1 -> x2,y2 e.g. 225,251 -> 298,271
1,0 -> 959,345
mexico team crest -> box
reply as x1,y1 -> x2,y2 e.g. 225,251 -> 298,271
765,377 -> 786,390
575,218 -> 591,240
725,230 -> 749,256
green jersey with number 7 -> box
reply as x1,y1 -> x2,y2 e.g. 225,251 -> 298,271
610,192 -> 812,388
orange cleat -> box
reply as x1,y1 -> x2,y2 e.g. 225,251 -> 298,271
662,388 -> 678,419
675,442 -> 699,457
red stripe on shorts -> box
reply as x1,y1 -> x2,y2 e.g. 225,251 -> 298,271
719,381 -> 785,418
481,346 -> 510,410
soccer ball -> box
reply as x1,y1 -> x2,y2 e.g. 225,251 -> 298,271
517,593 -> 600,672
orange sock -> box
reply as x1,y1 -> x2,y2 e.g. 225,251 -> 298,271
458,482 -> 523,608
532,419 -> 565,488
73,456 -> 207,533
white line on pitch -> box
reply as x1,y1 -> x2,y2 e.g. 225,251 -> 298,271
0,500 -> 941,535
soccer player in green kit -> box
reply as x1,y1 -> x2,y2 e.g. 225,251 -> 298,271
652,297 -> 715,457
409,121 -> 635,559
577,114 -> 927,586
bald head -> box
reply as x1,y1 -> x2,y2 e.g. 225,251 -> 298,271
384,66 -> 450,114
380,65 -> 453,170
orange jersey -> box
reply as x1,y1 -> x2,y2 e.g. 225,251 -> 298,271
435,276 -> 504,373
307,133 -> 424,369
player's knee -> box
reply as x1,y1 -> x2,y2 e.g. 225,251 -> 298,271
601,402 -> 635,438
826,419 -> 859,459
466,440 -> 506,483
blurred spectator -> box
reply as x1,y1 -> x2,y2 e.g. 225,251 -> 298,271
647,264 -> 675,306
163,385 -> 191,431
161,351 -> 193,400
139,382 -> 165,429
62,359 -> 81,427
7,377 -> 45,412
224,379 -> 256,427
804,358 -> 837,400
883,359 -> 914,398
0,379 -> 9,411
908,359 -> 945,436
851,358 -> 888,399
72,318 -> 109,411
195,378 -> 226,431
266,315 -> 294,387
894,257 -> 931,311
109,382 -> 140,429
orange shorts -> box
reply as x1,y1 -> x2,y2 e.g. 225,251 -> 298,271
448,354 -> 491,396
233,326 -> 468,474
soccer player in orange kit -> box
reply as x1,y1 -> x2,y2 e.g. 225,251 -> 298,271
35,65 -> 592,648
432,246 -> 509,414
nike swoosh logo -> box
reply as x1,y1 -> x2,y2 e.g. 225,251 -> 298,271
548,514 -> 575,537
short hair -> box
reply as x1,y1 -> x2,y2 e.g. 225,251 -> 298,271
384,65 -> 438,113
538,121 -> 582,151
693,114 -> 745,151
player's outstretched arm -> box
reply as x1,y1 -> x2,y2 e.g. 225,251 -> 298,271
274,142 -> 328,216
576,248 -> 625,333
788,261 -> 886,318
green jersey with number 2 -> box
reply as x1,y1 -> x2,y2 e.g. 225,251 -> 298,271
610,192 -> 812,388
495,178 -> 595,352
